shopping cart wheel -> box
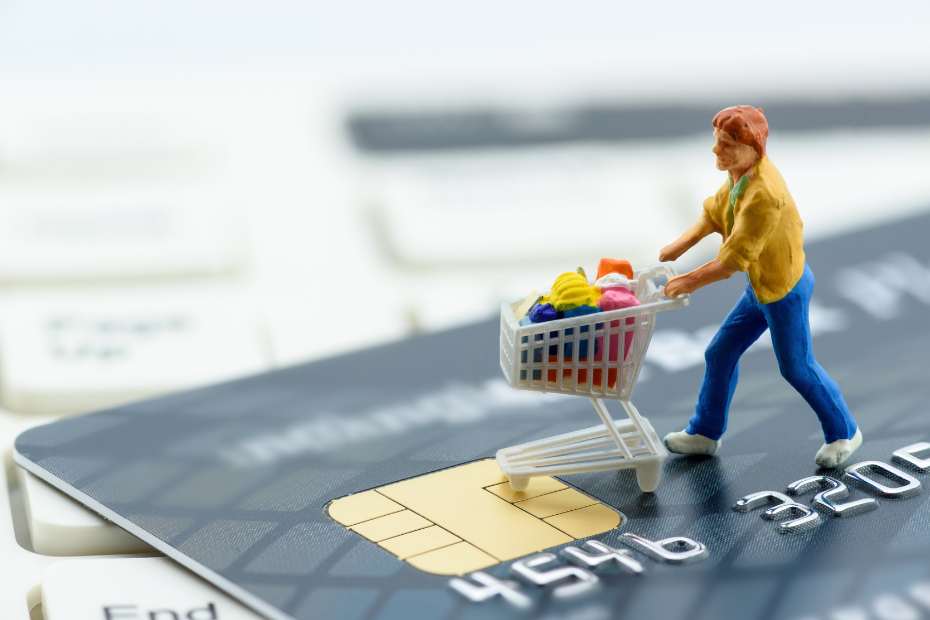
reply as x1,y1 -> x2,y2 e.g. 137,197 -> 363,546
635,460 -> 663,493
508,476 -> 530,492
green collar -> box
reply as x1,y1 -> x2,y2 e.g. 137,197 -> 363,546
725,173 -> 752,234
728,174 -> 751,208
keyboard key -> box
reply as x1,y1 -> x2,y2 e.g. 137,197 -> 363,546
365,148 -> 689,267
42,556 -> 262,620
0,286 -> 271,415
1,417 -> 66,620
17,468 -> 152,556
0,188 -> 243,282
0,93 -> 224,183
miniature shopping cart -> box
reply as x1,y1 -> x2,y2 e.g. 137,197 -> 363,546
498,264 -> 689,493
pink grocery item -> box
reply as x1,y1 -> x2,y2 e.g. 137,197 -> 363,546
594,272 -> 640,361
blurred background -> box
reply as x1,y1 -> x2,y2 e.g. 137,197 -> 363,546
0,0 -> 929,415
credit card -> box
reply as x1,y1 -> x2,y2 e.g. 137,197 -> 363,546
14,209 -> 930,620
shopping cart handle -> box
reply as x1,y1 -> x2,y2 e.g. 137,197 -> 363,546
637,263 -> 690,304
657,284 -> 690,300
638,262 -> 679,282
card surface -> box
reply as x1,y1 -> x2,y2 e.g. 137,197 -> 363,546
14,210 -> 930,620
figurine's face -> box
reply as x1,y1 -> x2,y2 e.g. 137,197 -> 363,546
712,129 -> 758,172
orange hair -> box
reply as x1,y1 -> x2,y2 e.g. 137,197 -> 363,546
712,106 -> 768,158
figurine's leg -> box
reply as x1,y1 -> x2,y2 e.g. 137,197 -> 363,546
685,285 -> 769,440
763,265 -> 858,444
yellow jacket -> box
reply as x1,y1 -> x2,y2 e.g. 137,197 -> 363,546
700,156 -> 805,304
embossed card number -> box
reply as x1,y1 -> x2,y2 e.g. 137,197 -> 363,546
449,533 -> 707,608
734,445 -> 924,534
451,443 -> 928,608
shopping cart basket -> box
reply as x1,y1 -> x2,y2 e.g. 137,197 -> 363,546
498,264 -> 689,492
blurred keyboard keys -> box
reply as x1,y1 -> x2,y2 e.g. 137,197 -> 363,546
0,286 -> 271,415
356,108 -> 930,274
364,147 -> 691,267
17,469 -> 152,556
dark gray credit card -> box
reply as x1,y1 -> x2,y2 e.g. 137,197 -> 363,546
14,209 -> 930,620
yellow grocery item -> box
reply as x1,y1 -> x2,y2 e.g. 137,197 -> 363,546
549,272 -> 600,312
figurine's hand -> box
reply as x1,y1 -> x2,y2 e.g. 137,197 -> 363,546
664,259 -> 734,298
664,275 -> 693,298
659,243 -> 681,263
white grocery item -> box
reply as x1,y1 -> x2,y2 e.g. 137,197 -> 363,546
0,285 -> 271,415
497,264 -> 689,492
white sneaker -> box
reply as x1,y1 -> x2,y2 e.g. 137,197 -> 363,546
663,430 -> 721,456
815,428 -> 863,469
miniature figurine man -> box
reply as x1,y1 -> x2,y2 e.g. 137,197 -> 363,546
660,105 -> 861,468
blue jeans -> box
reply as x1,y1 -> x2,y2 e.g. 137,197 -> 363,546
686,264 -> 857,444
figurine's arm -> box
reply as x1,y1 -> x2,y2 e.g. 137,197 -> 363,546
715,190 -> 781,274
659,214 -> 720,263
665,189 -> 780,298
664,259 -> 736,298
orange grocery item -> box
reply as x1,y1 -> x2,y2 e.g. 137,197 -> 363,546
546,355 -> 618,388
596,258 -> 633,281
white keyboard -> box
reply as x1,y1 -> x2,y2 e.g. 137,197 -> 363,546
3,85 -> 930,620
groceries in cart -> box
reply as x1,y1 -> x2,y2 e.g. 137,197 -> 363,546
516,258 -> 640,389
498,262 -> 690,492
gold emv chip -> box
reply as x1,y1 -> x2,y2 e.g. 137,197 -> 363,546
326,459 -> 622,575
